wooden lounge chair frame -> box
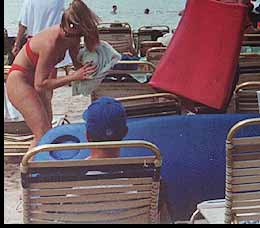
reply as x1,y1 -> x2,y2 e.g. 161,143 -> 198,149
139,41 -> 163,57
146,47 -> 167,66
238,72 -> 260,85
239,53 -> 260,68
137,25 -> 170,51
91,60 -> 157,101
4,114 -> 70,158
98,22 -> 136,55
234,81 -> 260,113
242,34 -> 260,46
239,53 -> 260,74
20,140 -> 162,224
190,118 -> 260,224
116,93 -> 182,118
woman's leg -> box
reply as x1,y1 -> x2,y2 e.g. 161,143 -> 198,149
38,89 -> 53,125
6,73 -> 52,150
38,68 -> 57,124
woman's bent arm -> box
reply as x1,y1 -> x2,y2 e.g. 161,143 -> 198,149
34,48 -> 97,93
34,65 -> 96,92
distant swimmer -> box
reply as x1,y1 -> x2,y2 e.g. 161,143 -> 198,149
144,8 -> 150,14
111,5 -> 118,14
178,9 -> 185,16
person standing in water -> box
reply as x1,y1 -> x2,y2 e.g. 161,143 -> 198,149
144,8 -> 150,14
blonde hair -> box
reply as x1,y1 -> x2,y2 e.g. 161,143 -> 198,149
61,0 -> 100,51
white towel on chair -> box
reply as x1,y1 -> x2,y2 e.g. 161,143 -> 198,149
4,83 -> 23,121
72,41 -> 121,96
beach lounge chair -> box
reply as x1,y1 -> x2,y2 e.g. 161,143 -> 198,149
137,25 -> 170,52
116,93 -> 181,118
139,41 -> 163,57
146,47 -> 167,67
98,22 -> 136,55
4,114 -> 70,157
239,53 -> 260,67
238,72 -> 260,85
234,81 -> 260,113
91,60 -> 157,101
20,140 -> 162,224
239,53 -> 260,74
190,118 -> 260,224
242,33 -> 260,46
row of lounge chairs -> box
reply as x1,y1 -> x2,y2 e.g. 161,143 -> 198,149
18,116 -> 260,224
97,23 -> 170,56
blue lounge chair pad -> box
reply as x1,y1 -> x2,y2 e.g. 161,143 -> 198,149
35,114 -> 260,221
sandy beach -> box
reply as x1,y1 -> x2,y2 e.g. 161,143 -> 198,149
4,84 -> 91,224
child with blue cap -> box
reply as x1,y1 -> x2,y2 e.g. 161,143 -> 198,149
83,96 -> 128,159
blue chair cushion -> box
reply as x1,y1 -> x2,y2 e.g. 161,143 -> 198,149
35,113 -> 260,221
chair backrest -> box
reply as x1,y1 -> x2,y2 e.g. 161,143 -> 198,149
116,93 -> 181,118
225,118 -> 260,224
4,115 -> 70,158
239,53 -> 260,74
98,22 -> 136,55
137,25 -> 170,50
91,61 -> 157,101
139,41 -> 163,57
146,47 -> 167,66
238,73 -> 260,85
242,34 -> 260,46
234,81 -> 260,113
21,140 -> 162,224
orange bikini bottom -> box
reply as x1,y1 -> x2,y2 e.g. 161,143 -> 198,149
7,64 -> 34,84
8,64 -> 29,75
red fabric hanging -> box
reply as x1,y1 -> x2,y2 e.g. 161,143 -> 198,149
149,0 -> 247,109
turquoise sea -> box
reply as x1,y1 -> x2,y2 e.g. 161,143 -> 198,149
4,0 -> 185,36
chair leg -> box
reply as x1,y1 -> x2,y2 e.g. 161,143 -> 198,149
190,209 -> 200,224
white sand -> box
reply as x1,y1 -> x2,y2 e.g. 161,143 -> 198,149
4,84 -> 91,224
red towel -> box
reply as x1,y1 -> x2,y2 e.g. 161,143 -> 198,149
149,0 -> 247,109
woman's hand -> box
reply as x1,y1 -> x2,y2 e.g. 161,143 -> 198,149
71,63 -> 97,81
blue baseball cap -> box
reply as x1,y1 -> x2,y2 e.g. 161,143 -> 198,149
83,96 -> 128,141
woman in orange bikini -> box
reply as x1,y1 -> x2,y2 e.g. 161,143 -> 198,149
6,0 -> 100,150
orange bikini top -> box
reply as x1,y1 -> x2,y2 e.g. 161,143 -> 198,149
25,39 -> 39,67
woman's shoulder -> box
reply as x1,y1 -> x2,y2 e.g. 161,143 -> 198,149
33,27 -> 59,51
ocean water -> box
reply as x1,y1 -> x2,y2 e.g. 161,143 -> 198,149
4,0 -> 185,36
